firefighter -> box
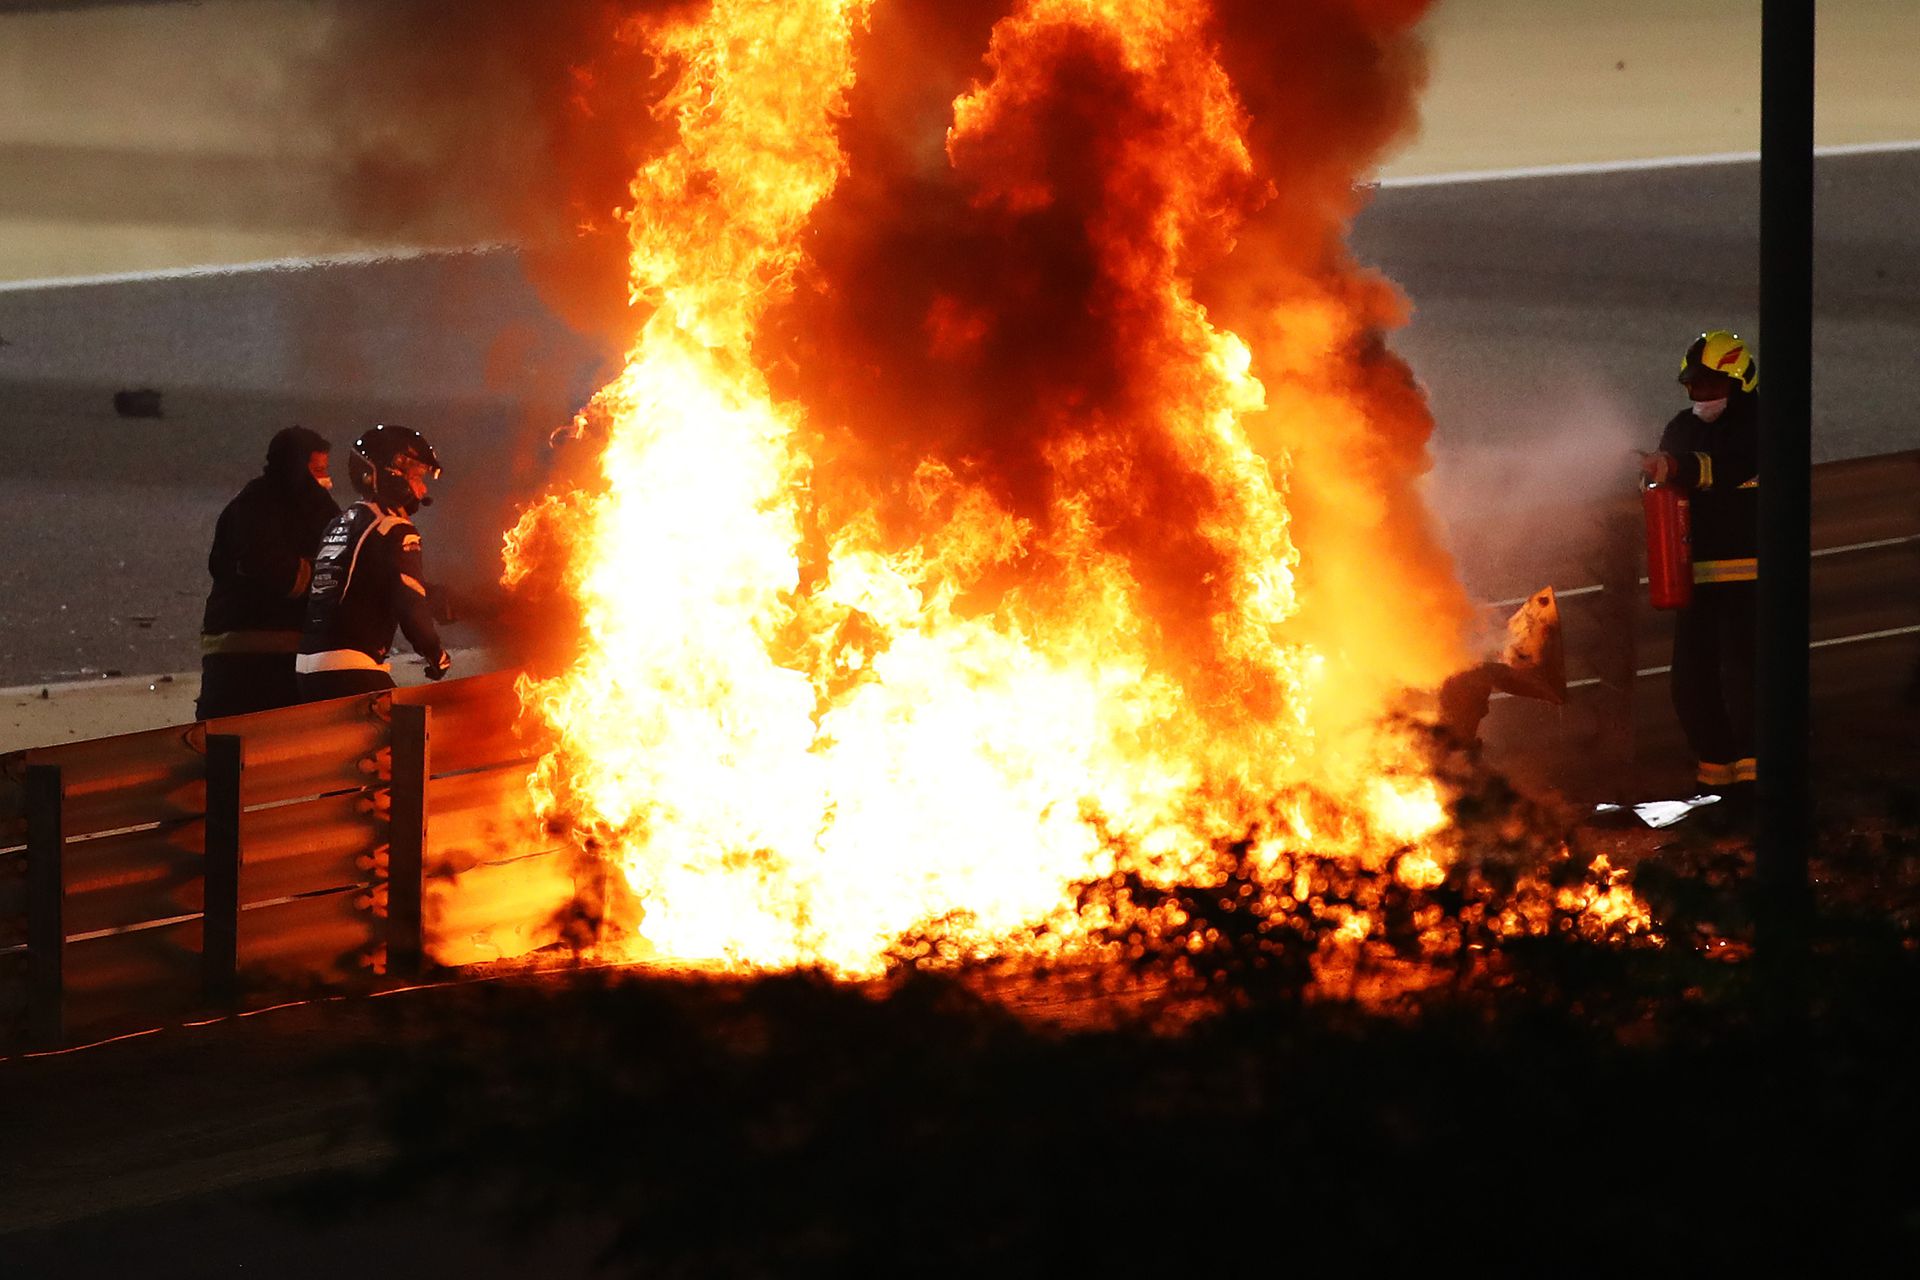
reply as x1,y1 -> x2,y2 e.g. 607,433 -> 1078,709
196,426 -> 340,719
1640,330 -> 1759,812
297,424 -> 453,701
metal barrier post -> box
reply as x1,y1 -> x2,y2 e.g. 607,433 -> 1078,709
203,734 -> 243,1006
388,704 -> 430,979
25,764 -> 64,1049
1757,0 -> 1815,948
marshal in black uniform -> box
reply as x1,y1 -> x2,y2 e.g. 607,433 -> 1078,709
196,426 -> 340,718
1642,330 -> 1760,798
297,425 -> 452,701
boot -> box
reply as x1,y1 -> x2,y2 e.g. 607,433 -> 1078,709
1701,781 -> 1756,840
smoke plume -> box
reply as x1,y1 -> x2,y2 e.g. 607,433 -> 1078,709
762,0 -> 1468,728
312,0 -> 1472,742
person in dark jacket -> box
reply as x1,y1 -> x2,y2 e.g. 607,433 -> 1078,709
196,426 -> 340,718
1641,330 -> 1760,810
297,424 -> 452,702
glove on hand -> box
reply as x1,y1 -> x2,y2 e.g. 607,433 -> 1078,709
424,650 -> 452,681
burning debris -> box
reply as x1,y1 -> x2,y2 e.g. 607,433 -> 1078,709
497,0 -> 1654,983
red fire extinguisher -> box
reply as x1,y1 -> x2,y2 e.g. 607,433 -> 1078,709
1643,481 -> 1693,610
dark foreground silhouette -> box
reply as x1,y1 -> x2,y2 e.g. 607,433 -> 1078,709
6,762 -> 1917,1276
316,784 -> 1920,1273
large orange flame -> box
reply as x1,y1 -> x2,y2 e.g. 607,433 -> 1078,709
502,0 -> 1645,979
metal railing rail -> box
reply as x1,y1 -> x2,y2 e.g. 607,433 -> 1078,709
1,672 -> 579,1050
4,449 -> 1915,1048
1472,448 -> 1920,785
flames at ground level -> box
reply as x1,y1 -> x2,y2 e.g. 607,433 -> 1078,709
493,0 -> 1656,984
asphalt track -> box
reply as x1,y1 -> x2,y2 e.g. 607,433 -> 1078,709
1,150 -> 1915,686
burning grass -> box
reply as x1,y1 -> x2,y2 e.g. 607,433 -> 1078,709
332,797 -> 1920,1269
487,725 -> 1664,1010
329,753 -> 1920,1269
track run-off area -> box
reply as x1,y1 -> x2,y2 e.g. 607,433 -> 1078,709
2,144 -> 1916,705
4,0 -> 1916,703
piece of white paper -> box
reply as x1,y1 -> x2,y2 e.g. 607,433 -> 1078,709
1630,793 -> 1722,829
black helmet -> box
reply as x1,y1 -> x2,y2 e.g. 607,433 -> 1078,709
350,424 -> 442,513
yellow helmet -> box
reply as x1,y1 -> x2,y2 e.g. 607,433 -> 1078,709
1678,330 -> 1758,393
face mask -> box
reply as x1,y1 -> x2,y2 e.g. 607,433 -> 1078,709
1691,397 -> 1729,423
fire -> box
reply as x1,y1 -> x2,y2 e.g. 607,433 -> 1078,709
502,0 -> 1652,979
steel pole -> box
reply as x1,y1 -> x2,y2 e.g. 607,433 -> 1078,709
1757,0 -> 1816,945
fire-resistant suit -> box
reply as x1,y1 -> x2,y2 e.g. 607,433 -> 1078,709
297,501 -> 448,701
1655,388 -> 1759,788
196,427 -> 340,718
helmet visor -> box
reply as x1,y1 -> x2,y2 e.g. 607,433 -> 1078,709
397,455 -> 440,484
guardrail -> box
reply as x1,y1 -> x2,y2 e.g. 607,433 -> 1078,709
4,450 -> 1915,1050
0,672 -> 587,1051
1463,449 -> 1920,793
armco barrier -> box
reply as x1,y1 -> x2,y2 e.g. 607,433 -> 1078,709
1464,449 -> 1920,793
2,451 -> 1915,1048
0,671 -> 586,1051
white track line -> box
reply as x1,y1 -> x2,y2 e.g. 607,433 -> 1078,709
1375,138 -> 1920,189
7,141 -> 1917,293
0,242 -> 510,295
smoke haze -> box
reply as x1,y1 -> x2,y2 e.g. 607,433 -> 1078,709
298,0 -> 1470,715
1427,383 -> 1647,604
